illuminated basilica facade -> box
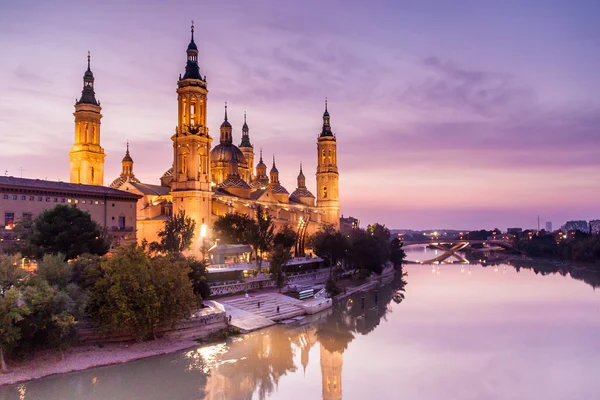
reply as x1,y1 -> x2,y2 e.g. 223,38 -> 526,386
69,25 -> 340,255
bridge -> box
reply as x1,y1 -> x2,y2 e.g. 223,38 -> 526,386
402,239 -> 521,264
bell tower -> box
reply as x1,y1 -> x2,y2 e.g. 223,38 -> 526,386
69,52 -> 105,185
316,99 -> 340,229
239,112 -> 254,183
170,23 -> 213,255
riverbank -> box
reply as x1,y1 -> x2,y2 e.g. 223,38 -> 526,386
0,336 -> 203,387
1,269 -> 394,387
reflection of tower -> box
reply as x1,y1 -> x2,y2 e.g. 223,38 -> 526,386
70,52 -> 105,185
320,343 -> 343,400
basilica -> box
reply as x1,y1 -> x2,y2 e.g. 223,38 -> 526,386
68,25 -> 340,255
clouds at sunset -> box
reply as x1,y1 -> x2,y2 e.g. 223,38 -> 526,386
0,0 -> 598,229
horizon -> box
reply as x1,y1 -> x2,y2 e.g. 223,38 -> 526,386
1,1 -> 599,230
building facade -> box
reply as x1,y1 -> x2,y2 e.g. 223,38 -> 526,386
589,220 -> 600,235
100,25 -> 341,255
0,176 -> 140,251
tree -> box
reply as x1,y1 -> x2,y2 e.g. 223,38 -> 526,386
269,244 -> 292,289
150,210 -> 196,257
347,229 -> 386,277
311,225 -> 348,267
0,287 -> 30,373
24,205 -> 110,260
187,258 -> 211,301
88,245 -> 198,340
213,212 -> 254,245
70,253 -> 103,291
0,254 -> 27,293
274,224 -> 297,251
390,238 -> 406,267
248,206 -> 275,273
36,253 -> 71,289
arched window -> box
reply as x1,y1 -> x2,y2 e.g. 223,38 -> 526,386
328,149 -> 332,164
322,149 -> 326,164
92,125 -> 97,143
322,186 -> 328,199
84,122 -> 89,143
190,99 -> 196,126
182,98 -> 187,125
181,154 -> 188,174
90,167 -> 95,184
76,123 -> 81,143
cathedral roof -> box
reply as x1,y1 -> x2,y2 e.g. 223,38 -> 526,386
211,143 -> 247,164
129,182 -> 170,196
218,176 -> 251,190
109,175 -> 141,189
250,178 -> 269,189
290,188 -> 315,201
161,168 -> 173,178
270,183 -> 289,195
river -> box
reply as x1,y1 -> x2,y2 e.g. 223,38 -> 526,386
1,260 -> 599,400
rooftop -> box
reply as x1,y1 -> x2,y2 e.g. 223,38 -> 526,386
0,176 -> 141,199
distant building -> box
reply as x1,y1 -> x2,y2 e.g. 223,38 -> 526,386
340,215 -> 359,234
589,220 -> 600,235
0,176 -> 140,251
545,221 -> 552,232
507,228 -> 522,234
562,220 -> 589,234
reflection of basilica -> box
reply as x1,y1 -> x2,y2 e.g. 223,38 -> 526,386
191,270 -> 407,399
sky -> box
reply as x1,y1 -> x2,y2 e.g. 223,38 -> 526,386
0,0 -> 599,230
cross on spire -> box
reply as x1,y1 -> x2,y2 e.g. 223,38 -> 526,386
224,102 -> 228,121
87,51 -> 91,71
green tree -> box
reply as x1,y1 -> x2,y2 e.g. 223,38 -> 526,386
150,210 -> 196,257
0,254 -> 27,293
213,212 -> 254,244
88,245 -> 198,340
311,225 -> 348,267
187,258 -> 211,301
269,244 -> 292,289
274,224 -> 297,251
347,229 -> 386,277
36,253 -> 71,289
0,287 -> 30,373
70,253 -> 103,291
24,205 -> 110,260
51,312 -> 77,360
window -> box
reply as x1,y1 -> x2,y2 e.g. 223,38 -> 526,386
11,195 -> 17,200
118,216 -> 126,229
22,212 -> 32,219
67,198 -> 72,203
21,196 -> 26,200
82,200 -> 86,204
322,186 -> 328,199
53,198 -> 58,203
29,196 -> 34,201
61,198 -> 66,203
94,200 -> 99,205
38,197 -> 43,201
2,195 -> 7,200
74,199 -> 79,204
4,212 -> 14,229
45,197 -> 50,202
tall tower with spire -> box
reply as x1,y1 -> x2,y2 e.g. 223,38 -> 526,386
69,52 -> 105,185
170,23 -> 213,255
239,112 -> 254,182
316,99 -> 340,229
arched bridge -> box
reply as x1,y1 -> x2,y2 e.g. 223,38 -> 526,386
403,239 -> 521,264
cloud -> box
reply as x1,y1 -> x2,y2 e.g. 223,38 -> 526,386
399,56 -> 534,118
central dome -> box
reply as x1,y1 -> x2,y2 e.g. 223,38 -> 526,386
210,143 -> 247,164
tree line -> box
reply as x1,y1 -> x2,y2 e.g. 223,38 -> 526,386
0,205 -> 208,372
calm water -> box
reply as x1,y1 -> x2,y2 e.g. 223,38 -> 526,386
1,263 -> 599,400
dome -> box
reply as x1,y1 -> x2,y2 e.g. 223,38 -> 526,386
270,184 -> 289,195
109,175 -> 140,189
220,119 -> 232,128
210,143 -> 246,164
122,152 -> 133,163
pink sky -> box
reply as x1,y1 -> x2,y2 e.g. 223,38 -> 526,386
1,1 -> 599,230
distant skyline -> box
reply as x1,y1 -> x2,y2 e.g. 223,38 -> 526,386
1,0 -> 599,230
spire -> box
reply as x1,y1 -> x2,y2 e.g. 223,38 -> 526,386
240,111 -> 252,148
270,155 -> 279,184
123,140 -> 133,162
219,102 -> 232,143
297,163 -> 306,188
260,149 -> 263,163
77,52 -> 99,106
182,21 -> 202,80
320,98 -> 334,138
